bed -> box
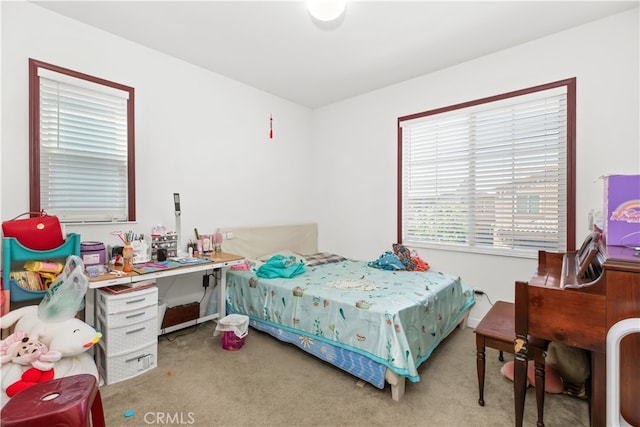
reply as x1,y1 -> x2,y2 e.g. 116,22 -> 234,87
219,223 -> 475,400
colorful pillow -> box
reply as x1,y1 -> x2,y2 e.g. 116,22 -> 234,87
304,252 -> 348,267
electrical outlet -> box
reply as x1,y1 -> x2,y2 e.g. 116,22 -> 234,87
225,232 -> 234,240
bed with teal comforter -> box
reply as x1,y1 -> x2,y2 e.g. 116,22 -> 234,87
226,253 -> 475,398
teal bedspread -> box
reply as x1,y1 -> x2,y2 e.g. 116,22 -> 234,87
226,258 -> 475,382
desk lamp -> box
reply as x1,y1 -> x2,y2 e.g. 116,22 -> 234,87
174,193 -> 188,257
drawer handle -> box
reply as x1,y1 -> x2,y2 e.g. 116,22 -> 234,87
126,312 -> 146,319
125,353 -> 151,363
126,327 -> 146,335
126,298 -> 145,304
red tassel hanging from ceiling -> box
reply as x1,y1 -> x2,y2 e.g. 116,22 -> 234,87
269,114 -> 273,139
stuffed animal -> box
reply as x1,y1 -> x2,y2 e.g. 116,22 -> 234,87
500,341 -> 590,398
0,331 -> 62,371
0,305 -> 102,407
0,306 -> 101,356
0,331 -> 64,397
500,357 -> 564,393
5,366 -> 55,397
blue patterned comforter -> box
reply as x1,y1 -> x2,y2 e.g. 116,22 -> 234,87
226,258 -> 475,383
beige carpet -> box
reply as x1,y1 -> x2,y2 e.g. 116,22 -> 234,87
99,322 -> 589,427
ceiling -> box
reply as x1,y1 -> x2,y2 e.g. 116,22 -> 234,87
32,1 -> 639,109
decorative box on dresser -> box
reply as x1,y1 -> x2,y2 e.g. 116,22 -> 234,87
94,284 -> 158,385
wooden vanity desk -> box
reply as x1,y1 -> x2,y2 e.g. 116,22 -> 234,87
513,234 -> 640,427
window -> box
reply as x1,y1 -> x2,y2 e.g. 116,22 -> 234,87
29,58 -> 135,222
398,79 -> 576,257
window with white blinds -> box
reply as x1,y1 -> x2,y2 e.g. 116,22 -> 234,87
30,59 -> 135,223
398,79 -> 576,258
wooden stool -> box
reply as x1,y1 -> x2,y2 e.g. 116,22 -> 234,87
0,374 -> 105,427
475,301 -> 547,426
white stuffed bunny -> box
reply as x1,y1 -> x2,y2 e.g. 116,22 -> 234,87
0,306 -> 101,356
0,306 -> 102,407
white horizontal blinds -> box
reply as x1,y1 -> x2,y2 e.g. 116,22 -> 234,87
401,86 -> 567,255
38,68 -> 129,222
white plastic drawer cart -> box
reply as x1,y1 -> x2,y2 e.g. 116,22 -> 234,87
95,285 -> 158,385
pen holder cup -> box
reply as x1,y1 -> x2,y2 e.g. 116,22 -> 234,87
157,248 -> 167,262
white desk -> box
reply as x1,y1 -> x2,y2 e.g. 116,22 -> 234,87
86,252 -> 244,332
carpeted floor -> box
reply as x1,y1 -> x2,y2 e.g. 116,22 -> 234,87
99,321 -> 589,427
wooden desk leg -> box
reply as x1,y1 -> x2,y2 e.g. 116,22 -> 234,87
590,351 -> 605,427
514,337 -> 528,427
533,357 -> 545,427
476,336 -> 486,406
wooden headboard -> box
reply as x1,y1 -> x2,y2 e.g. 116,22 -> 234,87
218,223 -> 318,259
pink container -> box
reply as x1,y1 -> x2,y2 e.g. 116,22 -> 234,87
221,331 -> 245,351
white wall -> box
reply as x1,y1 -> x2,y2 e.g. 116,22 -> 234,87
310,8 -> 640,325
1,1 -> 315,247
2,3 -> 639,325
1,1 -> 315,308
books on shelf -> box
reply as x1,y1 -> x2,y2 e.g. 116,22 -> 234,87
10,271 -> 44,291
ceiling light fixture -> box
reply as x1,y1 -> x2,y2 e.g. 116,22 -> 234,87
306,0 -> 347,22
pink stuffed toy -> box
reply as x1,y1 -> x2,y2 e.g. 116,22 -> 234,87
500,359 -> 564,393
500,341 -> 590,397
0,331 -> 62,397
